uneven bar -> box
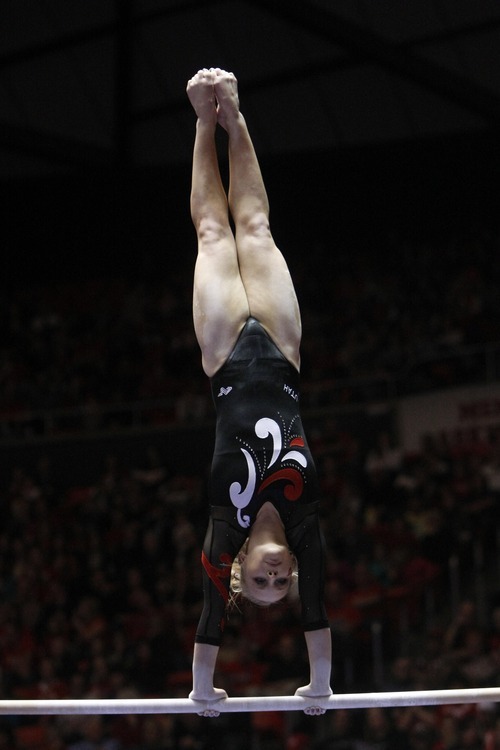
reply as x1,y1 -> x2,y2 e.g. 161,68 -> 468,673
1,688 -> 500,715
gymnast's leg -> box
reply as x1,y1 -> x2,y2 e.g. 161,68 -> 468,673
187,68 -> 249,378
213,68 -> 302,370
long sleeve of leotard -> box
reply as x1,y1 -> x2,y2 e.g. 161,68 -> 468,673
286,504 -> 329,632
195,512 -> 247,646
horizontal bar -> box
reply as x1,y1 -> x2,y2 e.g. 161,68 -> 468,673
1,688 -> 500,715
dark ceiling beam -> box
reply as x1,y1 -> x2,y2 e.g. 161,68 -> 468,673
0,0 -> 230,69
411,18 -> 500,47
2,0 -> 498,166
0,122 -> 114,168
247,0 -> 500,126
1,1 -> 498,70
114,0 -> 133,164
132,12 -> 500,125
0,0 -> 228,168
0,24 -> 113,69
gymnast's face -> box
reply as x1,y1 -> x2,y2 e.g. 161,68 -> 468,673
241,543 -> 294,604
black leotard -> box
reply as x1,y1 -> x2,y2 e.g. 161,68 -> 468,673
195,317 -> 329,646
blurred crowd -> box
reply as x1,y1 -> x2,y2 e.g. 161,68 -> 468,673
1,417 -> 500,748
1,227 -> 500,747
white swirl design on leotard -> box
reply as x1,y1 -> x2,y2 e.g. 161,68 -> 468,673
255,417 -> 282,467
229,448 -> 255,528
281,450 -> 307,467
230,417 -> 307,528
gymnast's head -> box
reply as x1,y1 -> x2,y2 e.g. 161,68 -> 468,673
229,500 -> 298,606
231,540 -> 298,606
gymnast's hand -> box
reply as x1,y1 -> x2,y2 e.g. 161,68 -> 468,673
295,683 -> 333,716
189,687 -> 228,718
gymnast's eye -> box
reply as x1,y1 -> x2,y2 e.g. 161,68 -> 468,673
253,577 -> 266,586
276,578 -> 288,587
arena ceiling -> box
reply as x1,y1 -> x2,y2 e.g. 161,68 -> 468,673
2,0 -> 500,181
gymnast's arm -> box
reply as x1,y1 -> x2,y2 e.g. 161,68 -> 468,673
296,628 -> 333,698
288,508 -> 333,698
190,513 -> 246,702
190,642 -> 227,702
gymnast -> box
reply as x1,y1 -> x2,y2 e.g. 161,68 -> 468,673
186,68 -> 332,715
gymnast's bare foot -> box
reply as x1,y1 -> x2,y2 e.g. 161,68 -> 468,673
213,68 -> 241,131
186,68 -> 217,125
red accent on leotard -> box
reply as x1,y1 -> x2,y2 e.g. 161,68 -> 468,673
258,467 -> 304,501
201,550 -> 232,604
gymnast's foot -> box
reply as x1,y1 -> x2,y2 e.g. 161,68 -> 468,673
213,68 -> 241,131
186,68 -> 217,125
